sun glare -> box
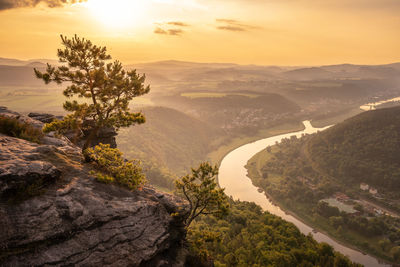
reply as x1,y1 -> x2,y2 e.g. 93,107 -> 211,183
86,0 -> 147,29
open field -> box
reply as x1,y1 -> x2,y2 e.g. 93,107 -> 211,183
0,87 -> 154,114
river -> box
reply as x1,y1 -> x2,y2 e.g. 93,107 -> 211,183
360,96 -> 400,111
218,120 -> 390,267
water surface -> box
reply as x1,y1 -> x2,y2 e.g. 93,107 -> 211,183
218,121 -> 389,267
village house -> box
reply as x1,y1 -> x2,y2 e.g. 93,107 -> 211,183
360,183 -> 369,191
375,209 -> 384,216
334,192 -> 350,202
369,187 -> 378,195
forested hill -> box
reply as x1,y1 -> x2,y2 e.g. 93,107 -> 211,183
189,200 -> 362,267
307,106 -> 400,190
117,106 -> 222,176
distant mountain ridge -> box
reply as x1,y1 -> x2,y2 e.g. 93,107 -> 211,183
0,57 -> 399,86
0,57 -> 59,66
1,56 -> 399,70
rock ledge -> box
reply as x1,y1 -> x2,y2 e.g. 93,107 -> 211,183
0,109 -> 189,266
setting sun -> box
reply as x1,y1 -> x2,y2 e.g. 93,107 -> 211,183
85,0 -> 147,28
0,0 -> 400,266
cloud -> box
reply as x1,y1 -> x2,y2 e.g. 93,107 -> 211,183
154,21 -> 188,36
0,0 -> 85,11
216,18 -> 258,32
216,19 -> 238,24
154,27 -> 168,35
217,25 -> 246,32
167,29 -> 183,36
154,27 -> 184,36
167,21 -> 190,27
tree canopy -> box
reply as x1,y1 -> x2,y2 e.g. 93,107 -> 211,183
188,200 -> 362,267
175,162 -> 229,228
307,106 -> 400,189
35,34 -> 150,149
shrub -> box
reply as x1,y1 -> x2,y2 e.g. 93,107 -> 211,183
84,143 -> 145,191
42,114 -> 81,134
0,116 -> 43,143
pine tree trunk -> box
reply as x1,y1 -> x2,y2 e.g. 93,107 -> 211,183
82,126 -> 99,154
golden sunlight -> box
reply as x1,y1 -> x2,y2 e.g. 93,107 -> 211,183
85,0 -> 147,29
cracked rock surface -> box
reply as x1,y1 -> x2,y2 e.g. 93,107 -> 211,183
0,110 -> 189,267
0,135 -> 63,198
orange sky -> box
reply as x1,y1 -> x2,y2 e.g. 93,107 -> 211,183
0,0 -> 399,65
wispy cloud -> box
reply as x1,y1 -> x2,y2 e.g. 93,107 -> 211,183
167,29 -> 183,35
216,19 -> 259,32
154,27 -> 184,36
154,21 -> 189,36
0,0 -> 86,11
167,21 -> 190,27
154,27 -> 168,35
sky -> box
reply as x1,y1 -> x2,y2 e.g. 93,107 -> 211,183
0,0 -> 399,65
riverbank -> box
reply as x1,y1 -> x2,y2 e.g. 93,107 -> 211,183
310,107 -> 363,128
218,120 -> 391,267
246,146 -> 396,265
256,186 -> 379,263
259,182 -> 393,265
207,121 -> 305,166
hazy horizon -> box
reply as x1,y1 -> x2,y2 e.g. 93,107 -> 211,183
1,2 -> 400,265
1,55 -> 400,68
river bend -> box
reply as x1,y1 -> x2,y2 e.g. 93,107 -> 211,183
218,121 -> 389,267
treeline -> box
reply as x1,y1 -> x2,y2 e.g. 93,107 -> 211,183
307,106 -> 400,190
117,107 -> 222,180
188,200 -> 362,267
270,135 -> 400,246
258,135 -> 330,203
246,109 -> 400,262
316,201 -> 400,240
153,93 -> 301,135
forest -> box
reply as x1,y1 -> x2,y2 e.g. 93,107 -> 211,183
2,1 -> 400,265
307,106 -> 400,190
188,200 -> 362,267
246,107 -> 400,263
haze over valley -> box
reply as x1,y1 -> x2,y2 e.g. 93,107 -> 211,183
1,0 -> 400,266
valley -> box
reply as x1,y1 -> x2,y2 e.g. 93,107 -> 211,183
1,1 -> 399,265
1,58 -> 400,266
245,106 -> 400,264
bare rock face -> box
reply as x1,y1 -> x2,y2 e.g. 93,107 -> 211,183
28,112 -> 63,123
1,107 -> 117,149
0,110 -> 189,266
0,135 -> 62,199
0,106 -> 44,129
0,178 -> 188,266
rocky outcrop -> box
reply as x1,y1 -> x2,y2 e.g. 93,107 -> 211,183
0,106 -> 44,129
0,111 -> 189,266
80,120 -> 118,149
0,135 -> 62,199
1,107 -> 117,149
28,112 -> 63,123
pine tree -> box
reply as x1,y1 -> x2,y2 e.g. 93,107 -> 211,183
35,34 -> 150,150
175,162 -> 229,228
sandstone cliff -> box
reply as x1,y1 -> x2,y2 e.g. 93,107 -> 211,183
0,109 -> 189,266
